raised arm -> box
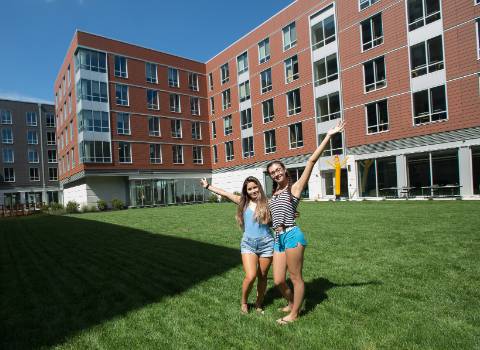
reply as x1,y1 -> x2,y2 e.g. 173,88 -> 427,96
291,120 -> 345,198
200,178 -> 241,205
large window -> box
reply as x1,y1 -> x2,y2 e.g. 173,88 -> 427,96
361,13 -> 383,51
287,89 -> 302,115
47,149 -> 57,163
223,115 -> 232,135
311,15 -> 336,50
240,108 -> 252,129
258,38 -> 271,63
285,55 -> 299,83
49,168 -> 58,181
147,90 -> 159,110
78,110 -> 109,133
212,121 -> 217,139
237,52 -> 249,75
225,141 -> 234,161
316,92 -> 341,122
172,145 -> 183,164
283,22 -> 297,51
29,168 -> 40,181
212,145 -> 218,163
366,99 -> 389,134
77,79 -> 108,102
472,147 -> 480,195
364,56 -> 386,92
148,116 -> 161,136
289,123 -> 303,149
190,97 -> 200,115
150,144 -> 162,164
75,49 -> 106,73
221,63 -> 230,84
3,148 -> 14,163
168,67 -> 179,87
360,0 -> 379,10
314,54 -> 338,86
264,129 -> 276,154
407,0 -> 441,31
410,35 -> 444,78
170,94 -> 181,113
171,119 -> 182,138
118,142 -> 132,163
319,133 -> 343,156
117,113 -> 130,135
26,112 -> 37,126
208,72 -> 214,90
210,97 -> 215,114
242,136 -> 254,158
114,56 -> 127,78
79,141 -> 111,163
2,128 -> 13,143
413,85 -> 447,125
1,109 -> 12,124
260,69 -> 272,93
47,131 -> 56,145
27,131 -> 38,145
239,80 -> 251,102
3,168 -> 15,182
188,72 -> 199,91
222,89 -> 231,110
46,113 -> 55,127
358,157 -> 397,197
263,99 -> 275,123
115,84 -> 129,106
193,146 -> 203,164
192,121 -> 201,140
146,63 -> 158,83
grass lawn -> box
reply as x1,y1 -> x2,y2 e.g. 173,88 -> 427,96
1,201 -> 479,349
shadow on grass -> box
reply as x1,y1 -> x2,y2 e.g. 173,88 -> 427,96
0,215 -> 240,349
263,277 -> 382,315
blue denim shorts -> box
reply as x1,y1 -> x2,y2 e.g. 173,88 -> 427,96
274,226 -> 307,253
240,234 -> 274,257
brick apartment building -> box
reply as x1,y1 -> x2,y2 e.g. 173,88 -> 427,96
0,99 -> 59,206
55,0 -> 480,206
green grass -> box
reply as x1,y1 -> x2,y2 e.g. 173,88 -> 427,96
1,201 -> 479,349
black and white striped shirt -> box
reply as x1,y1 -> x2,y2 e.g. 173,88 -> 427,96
268,189 -> 299,229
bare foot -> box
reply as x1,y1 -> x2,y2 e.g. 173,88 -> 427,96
276,315 -> 297,325
278,304 -> 292,313
254,304 -> 264,314
241,303 -> 249,314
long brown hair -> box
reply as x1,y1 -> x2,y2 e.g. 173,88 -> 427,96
236,176 -> 271,229
266,161 -> 293,201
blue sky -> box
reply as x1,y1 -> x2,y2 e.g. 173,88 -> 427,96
0,0 -> 293,104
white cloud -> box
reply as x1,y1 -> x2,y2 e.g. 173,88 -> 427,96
0,91 -> 53,105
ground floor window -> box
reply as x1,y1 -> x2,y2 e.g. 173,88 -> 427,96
473,147 -> 480,195
323,169 -> 348,197
357,156 -> 397,197
264,166 -> 309,198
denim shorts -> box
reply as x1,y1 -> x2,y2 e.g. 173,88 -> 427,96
240,234 -> 274,257
274,226 -> 308,253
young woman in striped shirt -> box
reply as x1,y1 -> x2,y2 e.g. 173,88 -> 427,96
267,120 -> 345,324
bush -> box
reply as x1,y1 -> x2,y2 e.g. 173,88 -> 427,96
81,204 -> 90,213
49,202 -> 63,210
89,205 -> 98,212
97,199 -> 108,211
40,204 -> 50,212
111,198 -> 124,210
208,194 -> 219,203
66,201 -> 79,213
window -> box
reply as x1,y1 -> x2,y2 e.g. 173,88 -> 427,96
212,121 -> 217,138
361,13 -> 383,51
77,79 -> 108,102
2,148 -> 14,163
48,149 -> 57,163
172,145 -> 183,164
192,121 -> 202,140
210,97 -> 215,114
258,38 -> 271,63
264,130 -> 276,154
316,92 -> 341,122
223,115 -> 232,135
284,55 -> 299,83
413,85 -> 447,125
242,136 -> 254,158
311,15 -> 336,50
283,22 -> 297,50
171,119 -> 182,138
79,141 -> 111,163
1,109 -> 12,124
118,142 -> 132,163
364,56 -> 386,92
360,0 -> 379,10
68,94 -> 72,114
287,89 -> 302,115
410,36 -> 444,78
47,131 -> 56,145
67,65 -> 71,87
29,168 -> 40,181
237,52 -> 249,75
221,63 -> 230,84
319,133 -> 343,156
4,168 -> 14,182
28,149 -> 39,163
225,141 -> 234,161
366,99 -> 389,134
314,54 -> 338,86
477,19 -> 480,58
170,94 -> 181,113
190,97 -> 200,115
150,144 -> 162,164
193,146 -> 203,164
209,72 -> 214,90
27,131 -> 38,144
239,80 -> 251,102
212,145 -> 218,163
146,62 -> 158,83
260,69 -> 272,93
407,0 -> 441,31
148,116 -> 161,136
188,72 -> 199,91
289,123 -> 303,148
75,49 -> 106,73
71,148 -> 75,168
147,89 -> 159,110
26,112 -> 37,126
48,168 -> 58,181
114,56 -> 127,78
78,110 -> 110,133
262,99 -> 275,123
240,108 -> 252,129
117,113 -> 130,135
168,67 -> 179,87
115,84 -> 129,106
222,89 -> 231,110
